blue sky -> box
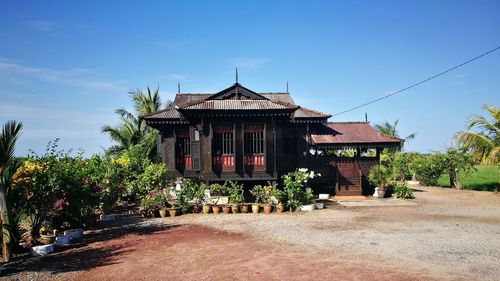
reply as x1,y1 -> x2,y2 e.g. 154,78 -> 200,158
1,0 -> 499,156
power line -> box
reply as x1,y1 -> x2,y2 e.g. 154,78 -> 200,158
333,45 -> 500,117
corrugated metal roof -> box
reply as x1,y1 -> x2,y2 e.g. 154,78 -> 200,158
141,107 -> 182,120
311,122 -> 403,145
179,99 -> 298,110
294,107 -> 331,119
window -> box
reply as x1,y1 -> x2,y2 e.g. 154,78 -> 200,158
213,125 -> 234,155
244,124 -> 265,168
175,130 -> 191,170
213,125 -> 235,170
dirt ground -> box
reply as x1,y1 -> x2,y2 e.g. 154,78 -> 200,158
2,185 -> 499,281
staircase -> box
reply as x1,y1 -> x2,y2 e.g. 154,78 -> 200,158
335,160 -> 362,196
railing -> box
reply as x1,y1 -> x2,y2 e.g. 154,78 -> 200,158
213,155 -> 235,170
176,155 -> 192,170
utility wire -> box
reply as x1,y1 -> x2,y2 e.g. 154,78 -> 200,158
333,45 -> 500,117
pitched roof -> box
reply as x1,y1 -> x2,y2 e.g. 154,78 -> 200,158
178,99 -> 298,111
294,107 -> 331,119
140,107 -> 185,122
311,122 -> 403,146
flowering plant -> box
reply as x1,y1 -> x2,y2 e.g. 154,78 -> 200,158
282,168 -> 320,210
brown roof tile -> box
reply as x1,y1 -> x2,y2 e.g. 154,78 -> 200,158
178,99 -> 298,110
294,107 -> 331,119
311,122 -> 403,145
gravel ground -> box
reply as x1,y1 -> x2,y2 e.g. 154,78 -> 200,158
2,186 -> 499,281
152,186 -> 500,281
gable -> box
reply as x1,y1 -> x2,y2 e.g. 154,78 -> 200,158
206,83 -> 269,101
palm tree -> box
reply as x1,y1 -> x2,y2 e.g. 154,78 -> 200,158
454,104 -> 499,164
374,119 -> 416,141
102,85 -> 164,159
0,120 -> 23,262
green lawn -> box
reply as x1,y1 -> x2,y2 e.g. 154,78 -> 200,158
437,165 -> 500,191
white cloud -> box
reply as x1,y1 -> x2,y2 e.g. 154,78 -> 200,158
0,60 -> 127,92
230,58 -> 271,69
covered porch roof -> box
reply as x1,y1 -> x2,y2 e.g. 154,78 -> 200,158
310,122 -> 403,148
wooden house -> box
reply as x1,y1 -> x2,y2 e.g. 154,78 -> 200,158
141,82 -> 402,196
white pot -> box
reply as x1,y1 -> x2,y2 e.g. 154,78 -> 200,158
406,180 -> 420,186
100,214 -> 116,221
64,229 -> 84,240
318,194 -> 330,200
54,235 -> 71,246
300,204 -> 315,212
315,203 -> 324,209
30,244 -> 54,256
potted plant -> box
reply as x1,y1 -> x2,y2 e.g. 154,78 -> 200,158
250,185 -> 264,214
271,188 -> 285,213
368,164 -> 392,198
155,188 -> 171,218
227,180 -> 244,213
299,188 -> 315,211
282,168 -> 319,211
262,184 -> 275,214
39,225 -> 56,245
240,204 -> 249,213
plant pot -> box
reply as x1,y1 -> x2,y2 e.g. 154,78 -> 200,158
159,209 -> 168,218
315,203 -> 324,209
54,235 -> 71,246
64,229 -> 84,240
240,204 -> 249,213
212,205 -> 221,215
222,205 -> 231,214
168,208 -> 178,217
377,188 -> 386,198
40,234 -> 56,245
231,205 -> 239,213
192,204 -> 202,214
263,204 -> 272,214
252,204 -> 260,214
299,204 -> 315,212
203,204 -> 212,214
276,204 -> 285,213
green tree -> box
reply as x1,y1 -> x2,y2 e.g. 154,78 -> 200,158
102,85 -> 164,160
454,105 -> 499,164
443,148 -> 476,190
0,120 -> 23,262
374,119 -> 416,150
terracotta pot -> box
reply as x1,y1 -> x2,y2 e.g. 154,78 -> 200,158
252,204 -> 260,214
40,234 -> 56,245
203,204 -> 212,214
222,205 -> 231,214
231,205 -> 239,213
240,205 -> 249,213
168,208 -> 178,217
212,205 -> 221,215
192,204 -> 202,213
377,188 -> 386,198
263,204 -> 272,214
276,204 -> 285,213
159,209 -> 167,218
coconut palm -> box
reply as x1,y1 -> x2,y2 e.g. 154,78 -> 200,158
102,85 -> 165,159
0,120 -> 23,262
374,119 -> 416,141
454,104 -> 499,164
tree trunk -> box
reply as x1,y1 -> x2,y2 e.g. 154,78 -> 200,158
449,167 -> 461,190
0,182 -> 11,262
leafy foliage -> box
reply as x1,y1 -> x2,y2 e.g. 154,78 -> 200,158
282,168 -> 319,210
454,104 -> 499,164
391,183 -> 414,199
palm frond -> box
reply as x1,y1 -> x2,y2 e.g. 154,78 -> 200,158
0,121 -> 23,177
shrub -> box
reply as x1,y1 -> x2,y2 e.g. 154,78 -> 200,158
414,153 -> 447,186
392,183 -> 413,199
368,164 -> 392,188
226,180 -> 244,205
136,163 -> 168,198
282,168 -> 319,210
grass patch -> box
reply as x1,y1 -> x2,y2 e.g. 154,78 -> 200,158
437,165 -> 499,191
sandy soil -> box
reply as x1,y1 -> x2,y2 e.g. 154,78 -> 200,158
2,185 -> 499,281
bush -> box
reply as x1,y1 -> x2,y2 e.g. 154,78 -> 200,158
392,183 -> 413,199
282,168 -> 319,210
136,163 -> 168,199
414,153 -> 447,186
